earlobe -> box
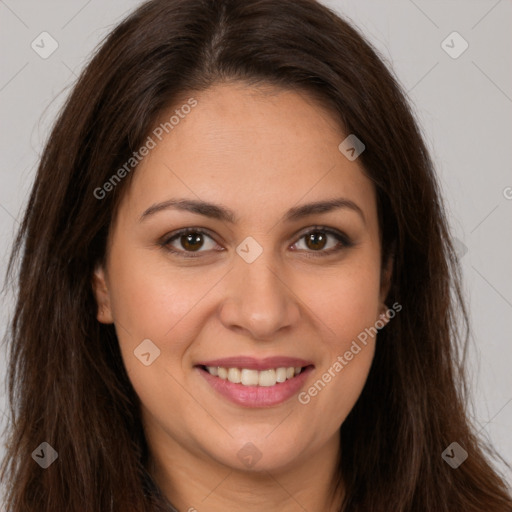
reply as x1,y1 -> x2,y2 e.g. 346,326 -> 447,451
377,254 -> 394,325
377,306 -> 391,327
91,265 -> 114,324
379,254 -> 394,304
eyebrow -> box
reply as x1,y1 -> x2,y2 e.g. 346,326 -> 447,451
139,197 -> 366,225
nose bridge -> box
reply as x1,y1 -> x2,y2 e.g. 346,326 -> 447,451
219,239 -> 299,339
235,234 -> 280,290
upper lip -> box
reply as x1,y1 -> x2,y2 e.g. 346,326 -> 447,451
196,356 -> 314,371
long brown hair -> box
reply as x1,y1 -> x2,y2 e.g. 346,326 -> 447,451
1,0 -> 511,510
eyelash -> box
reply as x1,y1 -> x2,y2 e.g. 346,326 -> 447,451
160,226 -> 354,259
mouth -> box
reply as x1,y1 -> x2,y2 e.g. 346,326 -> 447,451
195,357 -> 314,407
200,364 -> 308,386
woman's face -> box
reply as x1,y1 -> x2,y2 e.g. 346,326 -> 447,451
93,82 -> 391,475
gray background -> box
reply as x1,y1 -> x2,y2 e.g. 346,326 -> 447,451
1,0 -> 511,499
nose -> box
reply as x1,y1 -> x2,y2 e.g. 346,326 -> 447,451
218,250 -> 301,341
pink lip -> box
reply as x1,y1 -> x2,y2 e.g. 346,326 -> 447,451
196,356 -> 313,371
196,364 -> 314,408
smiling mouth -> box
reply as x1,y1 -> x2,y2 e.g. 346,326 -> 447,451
199,365 -> 311,387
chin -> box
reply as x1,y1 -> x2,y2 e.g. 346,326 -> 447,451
201,432 -> 312,474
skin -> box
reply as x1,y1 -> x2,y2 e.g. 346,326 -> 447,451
93,82 -> 392,512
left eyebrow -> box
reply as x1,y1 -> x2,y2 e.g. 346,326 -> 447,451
284,197 -> 366,225
139,197 -> 366,225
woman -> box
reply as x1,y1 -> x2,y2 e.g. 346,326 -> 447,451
1,0 -> 511,510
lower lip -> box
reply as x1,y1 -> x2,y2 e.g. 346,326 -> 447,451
197,366 -> 313,408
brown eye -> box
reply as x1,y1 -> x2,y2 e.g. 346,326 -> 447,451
162,229 -> 219,257
304,231 -> 328,251
292,227 -> 353,257
180,232 -> 205,252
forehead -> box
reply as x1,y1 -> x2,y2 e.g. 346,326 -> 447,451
118,82 -> 377,227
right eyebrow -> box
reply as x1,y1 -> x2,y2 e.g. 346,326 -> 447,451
139,198 -> 237,223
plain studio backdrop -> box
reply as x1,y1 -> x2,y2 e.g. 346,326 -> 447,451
0,0 -> 511,502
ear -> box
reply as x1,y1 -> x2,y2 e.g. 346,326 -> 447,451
91,264 -> 114,324
378,253 -> 394,323
379,253 -> 393,303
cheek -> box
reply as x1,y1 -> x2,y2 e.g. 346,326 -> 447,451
297,257 -> 381,419
106,247 -> 241,416
305,347 -> 374,437
108,255 -> 201,422
300,294 -> 378,430
107,246 -> 215,341
305,257 -> 382,343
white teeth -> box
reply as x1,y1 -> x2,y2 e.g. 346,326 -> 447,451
276,367 -> 287,383
227,367 -> 241,384
241,369 -> 259,386
258,369 -> 276,387
205,365 -> 304,386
